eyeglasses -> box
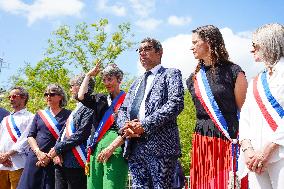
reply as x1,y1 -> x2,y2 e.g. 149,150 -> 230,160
136,46 -> 154,54
44,93 -> 59,97
8,94 -> 22,99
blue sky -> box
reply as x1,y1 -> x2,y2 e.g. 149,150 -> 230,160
0,0 -> 283,88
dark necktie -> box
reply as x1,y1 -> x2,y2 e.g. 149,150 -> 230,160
130,71 -> 152,120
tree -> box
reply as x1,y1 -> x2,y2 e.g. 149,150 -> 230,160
2,18 -> 135,112
2,18 -> 197,176
177,90 -> 196,176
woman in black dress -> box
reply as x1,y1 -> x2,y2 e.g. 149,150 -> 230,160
17,84 -> 71,189
187,25 -> 248,189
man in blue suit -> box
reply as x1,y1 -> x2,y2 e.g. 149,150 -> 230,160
118,37 -> 184,188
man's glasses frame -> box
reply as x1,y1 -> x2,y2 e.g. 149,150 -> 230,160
8,94 -> 23,99
136,45 -> 155,54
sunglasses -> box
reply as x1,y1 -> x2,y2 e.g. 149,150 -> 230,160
136,45 -> 154,54
8,94 -> 22,99
44,93 -> 59,97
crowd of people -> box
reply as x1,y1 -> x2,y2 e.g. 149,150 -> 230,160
0,22 -> 283,189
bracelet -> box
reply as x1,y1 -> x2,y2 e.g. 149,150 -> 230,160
242,146 -> 254,152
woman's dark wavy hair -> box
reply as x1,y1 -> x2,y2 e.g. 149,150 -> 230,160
192,25 -> 230,76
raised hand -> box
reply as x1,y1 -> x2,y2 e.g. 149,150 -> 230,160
87,60 -> 102,77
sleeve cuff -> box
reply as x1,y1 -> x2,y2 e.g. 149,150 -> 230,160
54,143 -> 63,155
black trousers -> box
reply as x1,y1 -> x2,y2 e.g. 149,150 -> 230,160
55,166 -> 86,189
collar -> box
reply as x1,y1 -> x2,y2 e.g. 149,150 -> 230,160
12,108 -> 27,115
107,95 -> 112,106
146,64 -> 162,76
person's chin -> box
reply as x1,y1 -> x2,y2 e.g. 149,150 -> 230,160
140,64 -> 148,70
254,57 -> 261,62
106,89 -> 112,93
193,55 -> 199,60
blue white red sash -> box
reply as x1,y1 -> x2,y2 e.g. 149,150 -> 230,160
61,111 -> 87,168
86,91 -> 126,163
194,66 -> 232,141
4,115 -> 21,143
194,66 -> 241,187
38,108 -> 61,140
253,71 -> 284,131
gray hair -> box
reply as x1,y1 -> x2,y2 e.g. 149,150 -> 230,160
45,84 -> 67,108
70,73 -> 95,94
101,64 -> 124,82
70,73 -> 85,86
253,23 -> 284,65
11,86 -> 29,105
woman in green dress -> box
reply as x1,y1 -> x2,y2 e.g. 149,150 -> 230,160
78,62 -> 128,189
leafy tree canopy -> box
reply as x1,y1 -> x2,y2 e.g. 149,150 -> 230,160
2,18 -> 135,112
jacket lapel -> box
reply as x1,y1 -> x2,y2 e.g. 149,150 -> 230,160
145,66 -> 165,101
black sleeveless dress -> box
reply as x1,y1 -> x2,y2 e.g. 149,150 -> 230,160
187,61 -> 244,189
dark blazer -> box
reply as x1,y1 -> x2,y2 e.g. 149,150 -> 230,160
54,104 -> 94,168
117,66 -> 184,157
54,93 -> 108,168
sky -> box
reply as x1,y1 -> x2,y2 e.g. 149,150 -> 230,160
0,0 -> 283,88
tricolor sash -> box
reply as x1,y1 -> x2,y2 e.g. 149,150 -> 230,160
61,111 -> 87,168
253,71 -> 284,131
5,115 -> 21,143
194,66 -> 232,141
85,91 -> 126,174
194,66 -> 241,188
38,108 -> 61,140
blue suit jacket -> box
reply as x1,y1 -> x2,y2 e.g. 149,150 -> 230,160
117,66 -> 184,157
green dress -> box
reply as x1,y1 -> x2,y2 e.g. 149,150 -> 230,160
83,93 -> 128,189
87,130 -> 128,189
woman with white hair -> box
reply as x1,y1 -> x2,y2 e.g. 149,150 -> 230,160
239,23 -> 284,189
78,63 -> 128,189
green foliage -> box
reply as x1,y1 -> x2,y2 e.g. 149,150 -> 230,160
2,18 -> 135,113
178,90 -> 196,176
8,58 -> 71,112
46,18 -> 135,72
1,17 -> 196,177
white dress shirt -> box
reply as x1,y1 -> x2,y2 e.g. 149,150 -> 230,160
239,58 -> 284,176
0,108 -> 34,171
137,64 -> 162,121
